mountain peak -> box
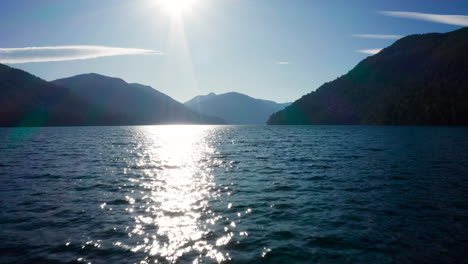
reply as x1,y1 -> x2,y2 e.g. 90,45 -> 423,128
185,92 -> 290,124
51,73 -> 225,125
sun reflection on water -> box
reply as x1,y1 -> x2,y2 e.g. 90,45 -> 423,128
119,126 -> 230,263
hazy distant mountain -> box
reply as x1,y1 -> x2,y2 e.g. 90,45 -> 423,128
185,92 -> 291,124
0,63 -> 119,126
52,74 -> 225,125
269,27 -> 468,125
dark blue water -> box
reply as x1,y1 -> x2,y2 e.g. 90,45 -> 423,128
1,126 -> 467,264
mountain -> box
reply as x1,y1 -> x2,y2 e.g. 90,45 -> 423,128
0,63 -> 120,126
185,92 -> 291,124
52,74 -> 225,125
268,27 -> 468,125
0,65 -> 223,127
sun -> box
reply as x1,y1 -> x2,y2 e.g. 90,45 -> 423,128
157,0 -> 197,16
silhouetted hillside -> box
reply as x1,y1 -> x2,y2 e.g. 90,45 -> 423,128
185,92 -> 291,124
0,63 -> 119,126
268,27 -> 468,125
0,65 -> 224,126
53,74 -> 225,125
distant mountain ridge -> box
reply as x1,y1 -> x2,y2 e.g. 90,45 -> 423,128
0,64 -> 119,126
0,65 -> 224,127
268,27 -> 468,125
185,92 -> 291,124
52,74 -> 225,125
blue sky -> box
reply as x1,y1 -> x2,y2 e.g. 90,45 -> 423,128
1,0 -> 467,103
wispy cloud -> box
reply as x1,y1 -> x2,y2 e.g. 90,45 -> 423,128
380,11 -> 468,27
352,34 -> 403,40
0,45 -> 163,64
356,49 -> 383,55
276,61 -> 291,65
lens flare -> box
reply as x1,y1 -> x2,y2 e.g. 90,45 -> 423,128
158,0 -> 197,16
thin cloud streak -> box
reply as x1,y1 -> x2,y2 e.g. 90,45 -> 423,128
352,34 -> 403,39
356,49 -> 383,55
0,45 -> 163,64
276,61 -> 291,65
380,11 -> 468,26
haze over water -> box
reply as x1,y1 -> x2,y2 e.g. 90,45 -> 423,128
1,126 -> 467,263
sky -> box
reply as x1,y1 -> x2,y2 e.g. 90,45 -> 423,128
1,0 -> 467,103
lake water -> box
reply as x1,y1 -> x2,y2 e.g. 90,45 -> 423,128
0,126 -> 467,264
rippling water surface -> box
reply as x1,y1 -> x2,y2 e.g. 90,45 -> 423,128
0,126 -> 467,264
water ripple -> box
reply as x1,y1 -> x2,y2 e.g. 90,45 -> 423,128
0,126 -> 467,263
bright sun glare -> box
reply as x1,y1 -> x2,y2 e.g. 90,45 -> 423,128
157,0 -> 197,16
